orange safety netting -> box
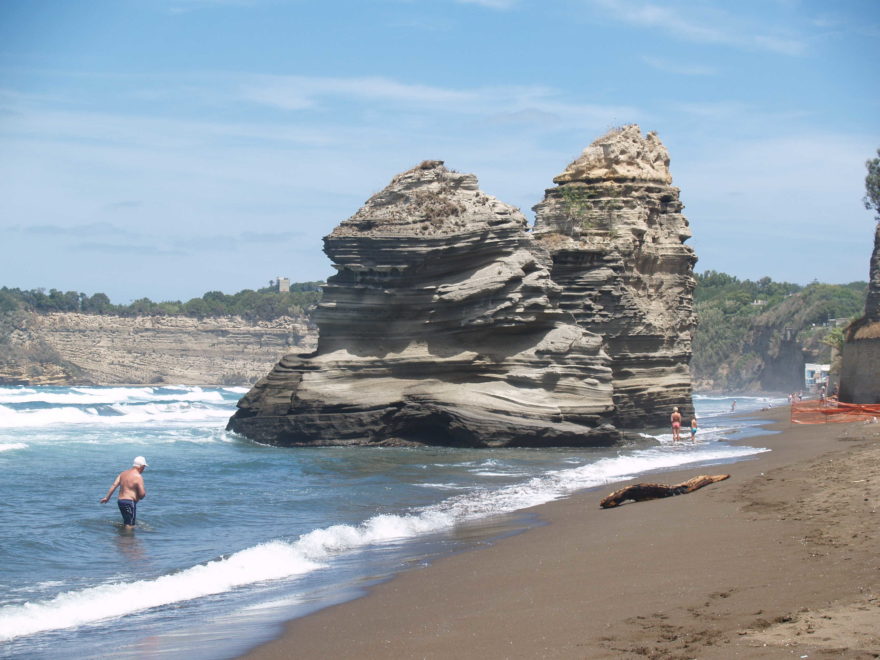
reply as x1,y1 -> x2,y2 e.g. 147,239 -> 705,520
791,399 -> 880,424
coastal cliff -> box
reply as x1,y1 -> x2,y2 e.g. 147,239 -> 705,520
840,222 -> 880,403
0,312 -> 316,386
229,126 -> 697,447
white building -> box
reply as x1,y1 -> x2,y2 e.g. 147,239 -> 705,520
804,363 -> 830,391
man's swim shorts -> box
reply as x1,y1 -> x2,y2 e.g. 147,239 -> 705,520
117,499 -> 137,526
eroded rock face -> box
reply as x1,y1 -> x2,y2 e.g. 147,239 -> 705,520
532,126 -> 697,426
840,223 -> 880,403
553,125 -> 673,185
0,312 -> 316,386
228,161 -> 618,446
866,222 -> 880,323
229,127 -> 698,446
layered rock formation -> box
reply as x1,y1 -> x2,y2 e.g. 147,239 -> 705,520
532,126 -> 697,426
230,128 -> 698,446
840,223 -> 880,403
0,312 -> 315,386
228,160 -> 619,447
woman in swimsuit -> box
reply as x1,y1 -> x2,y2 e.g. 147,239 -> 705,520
670,406 -> 682,442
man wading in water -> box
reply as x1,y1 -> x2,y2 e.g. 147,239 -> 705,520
100,456 -> 148,529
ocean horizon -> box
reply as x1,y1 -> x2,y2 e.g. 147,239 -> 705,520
0,386 -> 783,659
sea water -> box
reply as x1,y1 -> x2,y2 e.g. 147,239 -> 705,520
0,387 -> 783,659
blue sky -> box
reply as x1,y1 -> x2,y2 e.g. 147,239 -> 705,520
1,0 -> 878,303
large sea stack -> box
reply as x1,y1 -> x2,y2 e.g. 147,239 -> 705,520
532,126 -> 697,426
228,126 -> 697,446
228,160 -> 618,446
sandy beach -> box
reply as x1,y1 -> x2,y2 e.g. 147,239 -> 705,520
241,407 -> 880,659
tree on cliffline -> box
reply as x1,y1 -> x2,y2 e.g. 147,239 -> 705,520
862,148 -> 880,321
866,147 -> 880,221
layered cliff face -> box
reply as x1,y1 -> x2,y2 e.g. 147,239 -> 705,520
0,312 -> 315,386
228,161 -> 619,447
840,223 -> 880,403
532,126 -> 697,426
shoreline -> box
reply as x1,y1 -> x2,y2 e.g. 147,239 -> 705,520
240,407 -> 880,659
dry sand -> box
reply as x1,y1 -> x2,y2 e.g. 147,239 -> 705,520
242,408 -> 880,659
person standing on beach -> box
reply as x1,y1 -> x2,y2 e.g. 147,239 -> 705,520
670,407 -> 682,442
100,456 -> 148,529
690,418 -> 698,442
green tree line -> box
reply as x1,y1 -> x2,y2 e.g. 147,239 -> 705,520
0,282 -> 324,322
692,271 -> 866,390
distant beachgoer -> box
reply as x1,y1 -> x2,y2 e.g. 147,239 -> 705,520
670,407 -> 682,442
730,400 -> 736,412
100,456 -> 148,529
690,418 -> 698,442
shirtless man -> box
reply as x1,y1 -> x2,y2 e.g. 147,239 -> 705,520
100,456 -> 148,529
670,407 -> 682,443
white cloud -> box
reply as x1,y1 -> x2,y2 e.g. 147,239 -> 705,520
237,74 -> 639,128
239,74 -> 480,111
586,0 -> 807,55
642,56 -> 717,76
454,0 -> 518,8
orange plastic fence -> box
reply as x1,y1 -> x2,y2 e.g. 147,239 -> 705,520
790,399 -> 880,424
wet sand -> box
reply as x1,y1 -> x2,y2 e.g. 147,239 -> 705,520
242,408 -> 880,659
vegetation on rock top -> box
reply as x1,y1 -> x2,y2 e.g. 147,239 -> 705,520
0,282 -> 323,321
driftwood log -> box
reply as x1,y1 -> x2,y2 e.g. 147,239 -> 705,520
599,474 -> 730,509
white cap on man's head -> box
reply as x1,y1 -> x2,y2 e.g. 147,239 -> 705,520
133,456 -> 149,468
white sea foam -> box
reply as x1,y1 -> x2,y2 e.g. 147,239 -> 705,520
0,386 -> 225,406
0,404 -> 100,428
0,440 -> 768,642
0,442 -> 27,452
414,482 -> 472,490
108,402 -> 232,424
0,541 -> 323,642
692,394 -> 787,418
0,401 -> 231,429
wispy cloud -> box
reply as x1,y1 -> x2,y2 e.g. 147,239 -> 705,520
238,230 -> 301,243
239,75 -> 481,111
163,0 -> 263,14
74,242 -> 188,256
454,0 -> 517,9
103,200 -> 143,211
12,222 -> 138,238
586,0 -> 807,55
238,74 -> 638,128
673,100 -> 751,118
642,56 -> 716,76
